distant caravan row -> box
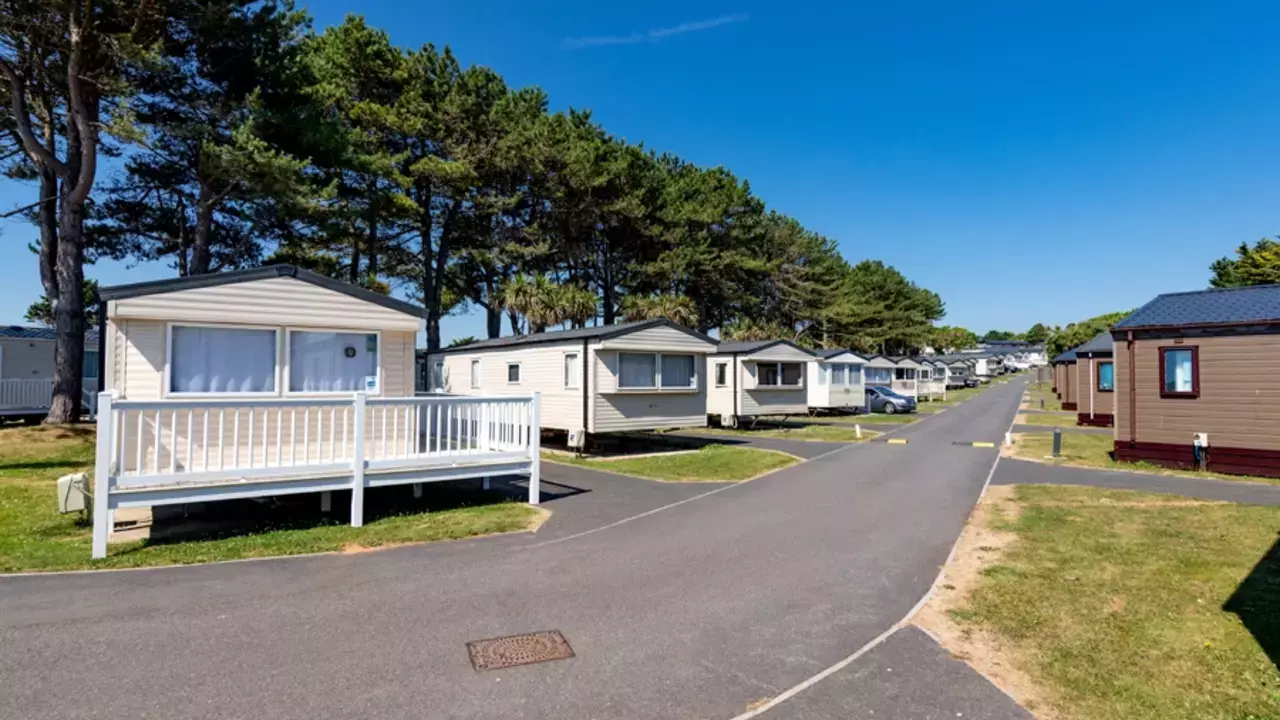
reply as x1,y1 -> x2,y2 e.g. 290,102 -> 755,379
419,323 -> 1037,444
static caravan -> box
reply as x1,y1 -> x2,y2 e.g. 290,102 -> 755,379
1074,331 -> 1115,427
1112,284 -> 1280,477
943,358 -> 972,388
0,326 -> 99,418
87,265 -> 543,560
1053,349 -> 1079,410
890,357 -> 924,399
914,358 -> 947,400
428,319 -> 717,438
863,355 -> 897,393
807,349 -> 868,413
707,340 -> 815,427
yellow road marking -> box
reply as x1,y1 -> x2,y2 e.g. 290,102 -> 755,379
886,438 -> 909,445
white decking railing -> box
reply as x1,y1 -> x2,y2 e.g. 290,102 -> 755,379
92,392 -> 541,559
0,378 -> 53,413
890,379 -> 917,396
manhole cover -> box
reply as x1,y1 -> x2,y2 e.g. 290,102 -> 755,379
467,630 -> 575,671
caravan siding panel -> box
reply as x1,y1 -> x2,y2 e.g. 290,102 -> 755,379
380,331 -> 415,397
740,388 -> 808,416
599,325 -> 715,352
1077,356 -> 1115,422
1118,334 -> 1280,450
0,338 -> 53,379
430,343 -> 583,432
120,319 -> 166,400
110,277 -> 422,332
1063,364 -> 1078,407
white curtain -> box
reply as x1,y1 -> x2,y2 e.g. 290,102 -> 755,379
171,326 -> 276,393
289,331 -> 377,392
830,364 -> 846,386
660,354 -> 695,388
470,360 -> 481,389
1168,351 -> 1193,392
619,353 -> 657,388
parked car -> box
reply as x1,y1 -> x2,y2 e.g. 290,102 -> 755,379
865,386 -> 917,414
964,377 -> 982,388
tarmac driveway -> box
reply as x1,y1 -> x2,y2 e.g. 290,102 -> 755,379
0,380 -> 1032,720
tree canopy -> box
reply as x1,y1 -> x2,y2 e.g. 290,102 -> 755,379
1209,238 -> 1280,288
4,4 -> 952,390
1046,311 -> 1132,358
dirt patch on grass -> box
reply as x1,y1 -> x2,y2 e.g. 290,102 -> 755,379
912,485 -> 1055,718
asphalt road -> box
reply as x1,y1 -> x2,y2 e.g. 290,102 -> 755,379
994,456 -> 1280,506
0,379 -> 1031,720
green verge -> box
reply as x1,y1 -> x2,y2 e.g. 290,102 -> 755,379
1010,431 -> 1280,486
1015,412 -> 1080,428
960,484 -> 1280,720
547,444 -> 797,482
0,425 -> 544,573
681,422 -> 875,442
822,413 -> 917,426
1023,384 -> 1063,412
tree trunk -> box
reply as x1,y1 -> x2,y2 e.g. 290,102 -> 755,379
484,271 -> 500,338
426,199 -> 462,351
48,197 -> 86,422
347,220 -> 360,284
508,309 -> 521,336
190,184 -> 214,275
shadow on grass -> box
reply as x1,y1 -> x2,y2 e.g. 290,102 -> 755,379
1224,533 -> 1280,669
113,482 -> 518,555
0,459 -> 91,472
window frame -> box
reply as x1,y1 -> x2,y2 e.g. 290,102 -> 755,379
470,358 -> 482,390
714,361 -> 728,388
1096,360 -> 1115,393
283,327 -> 382,398
164,322 -> 282,399
506,362 -> 522,385
754,361 -> 805,389
615,351 -> 699,392
563,352 -> 580,389
1158,346 -> 1199,399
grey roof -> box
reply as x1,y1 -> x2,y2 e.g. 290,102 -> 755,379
1075,331 -> 1114,355
1114,284 -> 1280,330
812,348 -> 865,360
430,318 -> 715,354
99,264 -> 427,319
1,325 -> 98,342
713,339 -> 815,357
1052,349 -> 1078,363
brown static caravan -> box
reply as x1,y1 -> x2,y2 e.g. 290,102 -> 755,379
1112,284 -> 1280,478
1074,331 -> 1115,427
1052,349 -> 1079,410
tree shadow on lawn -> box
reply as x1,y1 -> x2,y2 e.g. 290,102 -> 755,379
115,482 -> 523,552
1224,533 -> 1280,669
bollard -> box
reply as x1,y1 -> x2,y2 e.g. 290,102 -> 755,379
1052,427 -> 1062,457
1004,431 -> 1012,447
1040,397 -> 1045,410
855,424 -> 862,440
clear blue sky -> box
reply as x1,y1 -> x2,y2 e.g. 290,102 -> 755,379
3,1 -> 1278,342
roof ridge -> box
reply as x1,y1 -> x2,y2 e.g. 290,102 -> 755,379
1152,283 -> 1280,299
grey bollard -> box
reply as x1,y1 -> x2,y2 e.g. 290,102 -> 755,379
1053,427 -> 1062,457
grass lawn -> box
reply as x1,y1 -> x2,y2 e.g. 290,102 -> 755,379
1009,431 -> 1280,486
1014,412 -> 1079,428
821,412 -> 918,425
546,444 -> 797,482
953,484 -> 1280,720
0,425 -> 545,573
685,422 -> 876,442
1022,384 -> 1063,412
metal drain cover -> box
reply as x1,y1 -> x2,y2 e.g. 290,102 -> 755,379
467,630 -> 575,671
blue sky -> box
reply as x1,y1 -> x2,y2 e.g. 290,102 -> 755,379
2,1 -> 1278,342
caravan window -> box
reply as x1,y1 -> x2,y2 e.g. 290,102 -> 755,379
1159,348 -> 1197,397
288,331 -> 378,393
170,325 -> 277,395
1097,361 -> 1114,392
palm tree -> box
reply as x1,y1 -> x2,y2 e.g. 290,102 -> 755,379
619,294 -> 699,328
502,275 -> 598,333
555,285 -> 599,329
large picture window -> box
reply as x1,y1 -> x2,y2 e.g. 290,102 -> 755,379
1096,361 -> 1114,392
757,362 -> 803,388
1160,347 -> 1198,398
617,352 -> 697,390
171,325 -> 277,394
830,364 -> 846,386
288,331 -> 378,393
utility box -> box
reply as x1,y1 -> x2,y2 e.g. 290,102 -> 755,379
57,473 -> 90,514
567,429 -> 586,449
